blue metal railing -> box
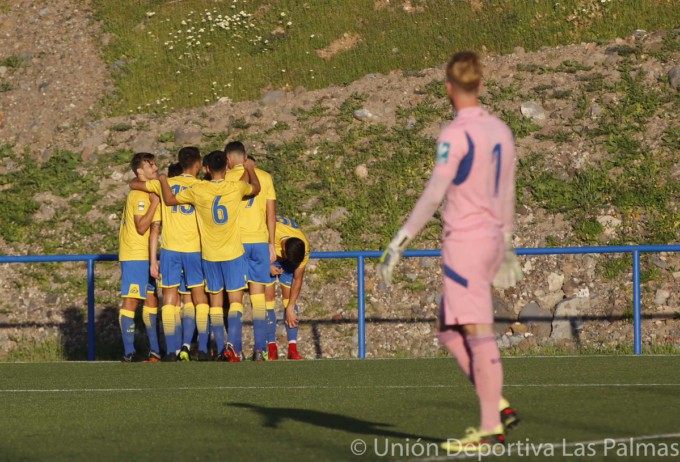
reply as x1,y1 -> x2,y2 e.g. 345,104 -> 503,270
1,244 -> 679,360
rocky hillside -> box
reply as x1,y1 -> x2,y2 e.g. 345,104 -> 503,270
0,0 -> 679,359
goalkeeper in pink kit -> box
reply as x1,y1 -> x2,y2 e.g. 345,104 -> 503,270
379,51 -> 523,451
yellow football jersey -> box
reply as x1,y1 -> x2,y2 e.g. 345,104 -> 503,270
225,165 -> 276,244
176,180 -> 252,262
119,190 -> 161,261
275,215 -> 310,269
146,175 -> 201,253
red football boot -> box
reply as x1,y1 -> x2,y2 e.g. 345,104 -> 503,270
287,343 -> 303,360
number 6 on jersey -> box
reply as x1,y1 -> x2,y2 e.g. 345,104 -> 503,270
212,196 -> 228,224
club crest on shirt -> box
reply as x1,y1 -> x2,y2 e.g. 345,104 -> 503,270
436,142 -> 450,164
137,201 -> 146,211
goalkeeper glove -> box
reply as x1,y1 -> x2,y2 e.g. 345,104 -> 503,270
492,232 -> 523,289
378,228 -> 413,285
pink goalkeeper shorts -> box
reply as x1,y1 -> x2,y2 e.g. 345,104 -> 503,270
439,233 -> 504,327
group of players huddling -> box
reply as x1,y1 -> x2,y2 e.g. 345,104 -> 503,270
119,49 -> 524,451
118,142 -> 310,363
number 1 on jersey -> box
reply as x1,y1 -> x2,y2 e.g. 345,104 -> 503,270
492,144 -> 502,197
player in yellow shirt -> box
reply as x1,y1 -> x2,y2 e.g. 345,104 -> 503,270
131,147 -> 211,361
158,151 -> 261,361
118,152 -> 161,362
167,160 -> 211,361
265,215 -> 310,360
224,143 -> 277,362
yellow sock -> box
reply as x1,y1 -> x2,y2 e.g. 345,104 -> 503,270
120,309 -> 135,325
209,306 -> 225,322
174,304 -> 182,330
251,294 -> 266,320
162,304 -> 175,336
183,303 -> 195,318
265,300 -> 275,310
142,306 -> 157,326
196,303 -> 209,332
229,302 -> 244,315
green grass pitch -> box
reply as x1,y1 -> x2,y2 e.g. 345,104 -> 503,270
2,357 -> 680,461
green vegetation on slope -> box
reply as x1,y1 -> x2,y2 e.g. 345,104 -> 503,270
93,0 -> 680,114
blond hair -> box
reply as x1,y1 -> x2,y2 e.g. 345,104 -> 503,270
446,51 -> 482,92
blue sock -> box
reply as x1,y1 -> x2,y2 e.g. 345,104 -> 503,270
142,306 -> 160,354
285,305 -> 299,343
266,308 -> 277,344
210,307 -> 226,354
227,303 -> 243,353
174,306 -> 182,353
251,294 -> 267,352
119,309 -> 136,356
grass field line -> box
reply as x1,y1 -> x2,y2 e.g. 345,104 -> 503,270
3,383 -> 680,393
411,432 -> 680,461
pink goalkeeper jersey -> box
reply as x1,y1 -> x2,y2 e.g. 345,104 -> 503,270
405,106 -> 515,239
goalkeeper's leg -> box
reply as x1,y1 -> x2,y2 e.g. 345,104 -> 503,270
437,311 -> 518,430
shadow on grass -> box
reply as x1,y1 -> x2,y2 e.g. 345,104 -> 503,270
60,304 -> 158,360
228,402 -> 438,442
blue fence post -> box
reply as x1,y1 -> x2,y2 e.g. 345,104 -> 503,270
87,259 -> 96,361
632,249 -> 642,355
357,255 -> 366,359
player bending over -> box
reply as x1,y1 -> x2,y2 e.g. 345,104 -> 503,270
265,215 -> 310,360
379,51 -> 523,451
158,151 -> 260,361
224,145 -> 277,362
118,152 -> 161,362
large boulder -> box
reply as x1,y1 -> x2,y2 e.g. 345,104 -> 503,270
493,296 -> 516,334
519,302 -> 552,337
174,127 -> 202,146
550,297 -> 590,341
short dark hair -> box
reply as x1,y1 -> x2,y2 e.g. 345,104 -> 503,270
178,146 -> 201,171
284,238 -> 306,269
130,152 -> 155,176
168,162 -> 182,177
206,150 -> 227,173
225,141 -> 246,156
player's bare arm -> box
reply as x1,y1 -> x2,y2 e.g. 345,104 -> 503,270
284,266 -> 305,328
267,199 -> 277,263
149,221 -> 161,278
243,158 -> 261,196
129,177 -> 151,193
134,193 -> 160,235
158,174 -> 180,206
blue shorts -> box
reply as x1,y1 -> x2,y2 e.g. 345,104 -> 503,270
178,272 -> 190,295
270,261 -> 295,288
203,255 -> 248,293
159,249 -> 204,289
120,261 -> 156,299
244,243 -> 272,285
